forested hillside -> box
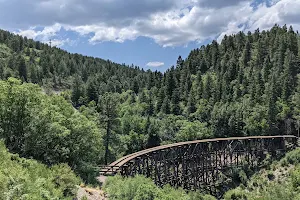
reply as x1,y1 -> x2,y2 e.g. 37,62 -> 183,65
0,25 -> 300,198
0,25 -> 300,165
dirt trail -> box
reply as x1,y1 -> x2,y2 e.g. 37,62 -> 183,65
77,186 -> 107,200
76,176 -> 108,200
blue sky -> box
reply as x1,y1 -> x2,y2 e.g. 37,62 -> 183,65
0,0 -> 299,72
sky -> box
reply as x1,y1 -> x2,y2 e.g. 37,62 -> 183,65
0,0 -> 300,72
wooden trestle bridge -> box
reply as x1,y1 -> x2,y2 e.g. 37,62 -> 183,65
100,135 -> 298,196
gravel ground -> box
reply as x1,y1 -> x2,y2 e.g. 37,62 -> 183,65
76,186 -> 107,200
76,175 -> 108,200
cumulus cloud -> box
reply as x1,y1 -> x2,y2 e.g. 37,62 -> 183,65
246,0 -> 300,31
50,38 -> 77,47
16,24 -> 76,47
16,24 -> 62,41
3,0 -> 300,47
146,62 -> 165,68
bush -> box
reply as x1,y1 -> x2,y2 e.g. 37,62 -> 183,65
224,189 -> 247,200
104,175 -> 216,200
0,79 -> 104,183
291,167 -> 300,190
104,175 -> 159,200
280,148 -> 300,166
0,141 -> 80,199
267,171 -> 275,181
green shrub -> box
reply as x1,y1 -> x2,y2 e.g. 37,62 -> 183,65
280,148 -> 300,166
0,141 -> 80,199
224,189 -> 247,200
291,167 -> 300,190
267,171 -> 275,181
104,175 -> 216,200
0,79 -> 104,183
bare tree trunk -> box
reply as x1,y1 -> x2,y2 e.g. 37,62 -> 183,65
105,120 -> 110,165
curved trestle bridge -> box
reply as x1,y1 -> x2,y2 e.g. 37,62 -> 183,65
100,135 -> 298,196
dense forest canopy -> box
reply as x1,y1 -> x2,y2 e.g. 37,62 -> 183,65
0,24 -> 300,190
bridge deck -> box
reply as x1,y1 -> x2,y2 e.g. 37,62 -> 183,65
100,135 -> 297,175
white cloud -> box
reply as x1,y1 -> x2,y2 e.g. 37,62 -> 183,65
146,62 -> 165,67
246,0 -> 300,31
51,38 -> 76,47
16,24 -> 76,47
17,23 -> 61,41
5,0 -> 300,47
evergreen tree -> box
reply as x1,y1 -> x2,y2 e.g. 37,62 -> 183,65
139,90 -> 147,103
161,96 -> 170,114
0,61 -> 4,79
282,49 -> 296,101
86,77 -> 98,102
147,91 -> 154,116
203,74 -> 212,100
255,71 -> 264,102
146,122 -> 161,148
156,87 -> 165,113
171,88 -> 181,115
71,75 -> 85,106
17,55 -> 27,81
99,92 -> 119,165
187,90 -> 196,116
129,91 -> 136,104
267,74 -> 278,134
241,40 -> 251,67
184,71 -> 192,102
165,67 -> 176,97
133,78 -> 139,94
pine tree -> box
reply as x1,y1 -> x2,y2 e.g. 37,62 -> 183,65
221,72 -> 231,101
195,72 -> 203,100
146,120 -> 161,148
282,49 -> 295,101
139,90 -> 147,103
71,76 -> 85,106
241,40 -> 251,67
179,69 -> 187,100
25,47 -> 30,56
187,90 -> 196,116
29,63 -> 38,83
130,91 -> 136,104
176,56 -> 184,69
147,91 -> 154,116
287,26 -> 298,56
147,72 -> 155,90
203,74 -> 212,100
184,71 -> 192,102
292,75 -> 300,137
267,74 -> 278,134
17,55 -> 27,81
161,96 -> 170,114
132,78 -> 139,94
262,56 -> 271,83
0,61 -> 4,79
165,67 -> 176,97
171,88 -> 181,115
99,92 -> 119,165
86,77 -> 98,102
156,87 -> 165,113
255,71 -> 264,102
